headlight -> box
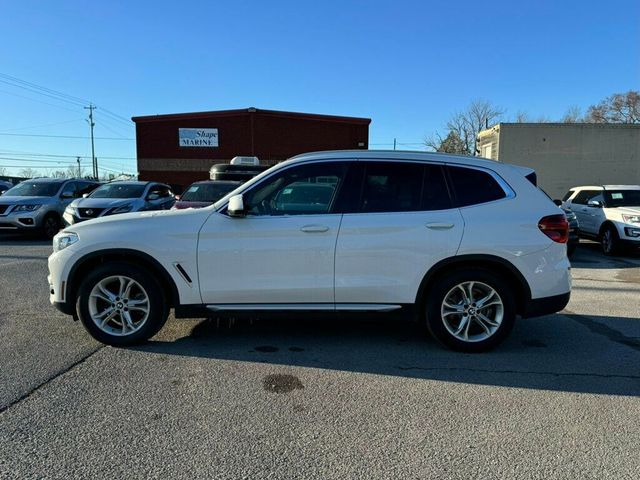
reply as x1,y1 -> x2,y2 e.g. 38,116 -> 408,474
13,204 -> 42,212
65,206 -> 76,213
53,232 -> 79,252
107,204 -> 133,215
622,214 -> 640,224
564,211 -> 576,221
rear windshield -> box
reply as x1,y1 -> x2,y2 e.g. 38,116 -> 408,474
604,190 -> 640,207
4,182 -> 61,197
181,183 -> 240,202
90,184 -> 145,199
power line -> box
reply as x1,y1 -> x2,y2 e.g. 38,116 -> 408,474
0,150 -> 135,160
0,88 -> 82,114
0,118 -> 84,133
0,132 -> 134,140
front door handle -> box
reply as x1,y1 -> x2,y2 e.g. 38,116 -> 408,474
301,224 -> 329,233
426,222 -> 454,230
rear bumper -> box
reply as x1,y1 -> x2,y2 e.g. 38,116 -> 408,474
521,291 -> 570,318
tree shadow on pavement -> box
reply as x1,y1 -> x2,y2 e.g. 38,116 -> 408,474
135,311 -> 640,397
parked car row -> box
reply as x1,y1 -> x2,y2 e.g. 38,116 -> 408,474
0,176 -> 247,238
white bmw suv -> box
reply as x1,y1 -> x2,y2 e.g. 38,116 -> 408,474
561,185 -> 640,255
48,151 -> 571,352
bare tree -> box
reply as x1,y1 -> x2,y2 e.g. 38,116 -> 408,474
514,111 -> 530,123
585,91 -> 640,124
18,167 -> 41,178
426,99 -> 504,155
561,105 -> 583,123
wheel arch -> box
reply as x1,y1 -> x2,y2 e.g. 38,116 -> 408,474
66,249 -> 180,309
598,220 -> 618,237
415,254 -> 531,315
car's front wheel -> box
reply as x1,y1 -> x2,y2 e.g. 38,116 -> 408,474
425,269 -> 516,352
76,262 -> 168,346
600,225 -> 621,256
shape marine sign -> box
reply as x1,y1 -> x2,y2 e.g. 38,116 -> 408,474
179,128 -> 219,147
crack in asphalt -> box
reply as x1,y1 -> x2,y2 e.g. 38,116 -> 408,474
0,346 -> 105,415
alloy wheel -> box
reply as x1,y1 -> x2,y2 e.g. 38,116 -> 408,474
602,230 -> 613,254
88,275 -> 150,336
440,281 -> 504,343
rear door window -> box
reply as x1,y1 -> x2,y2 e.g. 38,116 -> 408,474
422,165 -> 452,210
446,166 -> 507,207
360,162 -> 424,213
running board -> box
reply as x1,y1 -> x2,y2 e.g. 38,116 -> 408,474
206,303 -> 402,312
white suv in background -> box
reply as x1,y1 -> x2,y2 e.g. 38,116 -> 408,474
48,151 -> 571,352
561,185 -> 640,255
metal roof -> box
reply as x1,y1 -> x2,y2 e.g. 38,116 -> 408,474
132,107 -> 371,125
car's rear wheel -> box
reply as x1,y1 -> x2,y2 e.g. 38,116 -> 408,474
76,262 -> 168,346
600,225 -> 621,256
42,213 -> 61,239
425,269 -> 516,352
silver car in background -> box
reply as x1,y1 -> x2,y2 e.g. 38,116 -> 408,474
0,178 -> 99,238
63,181 -> 175,226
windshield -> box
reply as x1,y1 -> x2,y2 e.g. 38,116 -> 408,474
4,181 -> 61,197
90,184 -> 145,199
181,183 -> 240,202
604,190 -> 640,207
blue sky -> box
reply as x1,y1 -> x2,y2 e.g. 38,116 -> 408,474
0,0 -> 638,176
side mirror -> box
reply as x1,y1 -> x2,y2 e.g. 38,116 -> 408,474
553,199 -> 562,206
587,200 -> 603,208
175,194 -> 181,201
147,193 -> 160,201
61,191 -> 74,199
227,194 -> 245,217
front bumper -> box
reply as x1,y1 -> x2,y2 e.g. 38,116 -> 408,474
0,209 -> 47,230
63,211 -> 88,226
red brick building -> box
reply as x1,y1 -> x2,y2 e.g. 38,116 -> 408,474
132,107 -> 371,190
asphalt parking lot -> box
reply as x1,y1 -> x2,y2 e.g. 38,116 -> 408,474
1,235 -> 639,479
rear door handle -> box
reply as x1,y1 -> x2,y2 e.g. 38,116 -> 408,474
301,224 -> 330,233
426,222 -> 454,230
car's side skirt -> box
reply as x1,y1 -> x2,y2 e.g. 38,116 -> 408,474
207,303 -> 402,312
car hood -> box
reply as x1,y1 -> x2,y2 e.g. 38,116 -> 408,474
0,195 -> 55,205
64,207 -> 213,233
70,197 -> 140,209
173,200 -> 213,209
612,206 -> 640,216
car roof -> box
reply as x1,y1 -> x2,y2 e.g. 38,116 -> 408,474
288,149 -> 507,169
190,180 -> 242,185
570,185 -> 640,190
103,181 -> 159,187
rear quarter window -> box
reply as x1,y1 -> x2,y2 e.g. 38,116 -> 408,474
446,166 -> 507,207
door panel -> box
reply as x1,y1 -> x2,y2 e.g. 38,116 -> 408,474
197,213 -> 341,304
197,161 -> 350,305
335,210 -> 463,304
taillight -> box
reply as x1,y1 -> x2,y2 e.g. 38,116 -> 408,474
538,214 -> 569,243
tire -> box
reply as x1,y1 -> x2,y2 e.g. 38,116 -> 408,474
76,262 -> 168,346
600,225 -> 621,256
567,242 -> 577,258
424,268 -> 516,352
41,213 -> 61,240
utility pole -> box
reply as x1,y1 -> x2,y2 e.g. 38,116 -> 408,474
393,138 -> 397,150
84,104 -> 97,179
76,157 -> 81,178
